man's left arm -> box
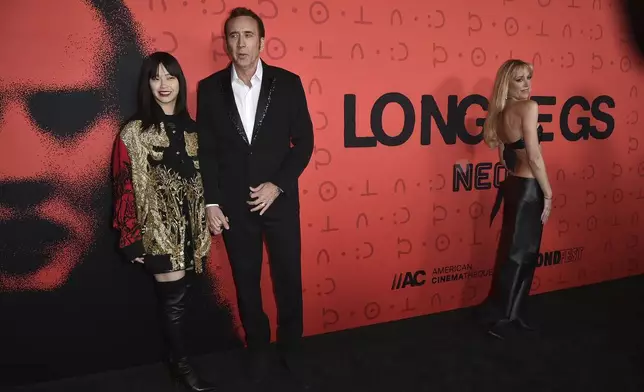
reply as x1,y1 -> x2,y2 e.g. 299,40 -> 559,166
271,76 -> 314,194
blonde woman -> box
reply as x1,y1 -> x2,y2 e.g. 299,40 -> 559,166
481,59 -> 553,339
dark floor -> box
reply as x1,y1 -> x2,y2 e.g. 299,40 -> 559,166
8,274 -> 644,392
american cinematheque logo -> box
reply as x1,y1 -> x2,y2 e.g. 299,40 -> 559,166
391,247 -> 584,290
391,264 -> 493,290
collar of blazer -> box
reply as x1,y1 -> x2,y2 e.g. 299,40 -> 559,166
221,58 -> 277,146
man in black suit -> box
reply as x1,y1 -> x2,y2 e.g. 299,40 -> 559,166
195,6 -> 314,384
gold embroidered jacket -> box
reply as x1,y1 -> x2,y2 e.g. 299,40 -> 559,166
111,117 -> 211,273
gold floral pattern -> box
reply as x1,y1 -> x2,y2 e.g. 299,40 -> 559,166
120,120 -> 210,273
184,131 -> 198,157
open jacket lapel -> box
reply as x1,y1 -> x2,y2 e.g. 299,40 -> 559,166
250,64 -> 276,144
220,65 -> 249,145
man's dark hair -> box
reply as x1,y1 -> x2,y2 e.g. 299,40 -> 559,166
224,7 -> 265,38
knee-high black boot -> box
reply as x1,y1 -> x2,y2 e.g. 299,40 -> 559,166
155,277 -> 217,392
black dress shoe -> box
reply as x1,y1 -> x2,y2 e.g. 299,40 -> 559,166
248,348 -> 270,383
279,350 -> 311,390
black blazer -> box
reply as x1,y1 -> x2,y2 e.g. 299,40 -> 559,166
196,61 -> 314,215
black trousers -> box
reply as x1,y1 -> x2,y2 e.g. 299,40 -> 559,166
222,198 -> 303,351
484,176 -> 544,323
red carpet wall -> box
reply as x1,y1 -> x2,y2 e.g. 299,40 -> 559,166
1,0 -> 644,384
190,0 -> 644,337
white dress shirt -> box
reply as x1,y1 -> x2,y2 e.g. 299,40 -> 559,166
205,60 -> 263,208
232,59 -> 263,143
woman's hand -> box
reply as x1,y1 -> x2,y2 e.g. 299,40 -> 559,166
541,197 -> 552,224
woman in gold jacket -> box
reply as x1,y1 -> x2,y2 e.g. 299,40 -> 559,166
112,52 -> 216,391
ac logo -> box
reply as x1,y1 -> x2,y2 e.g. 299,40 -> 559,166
391,270 -> 426,290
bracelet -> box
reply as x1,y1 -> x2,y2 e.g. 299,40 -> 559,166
544,195 -> 552,200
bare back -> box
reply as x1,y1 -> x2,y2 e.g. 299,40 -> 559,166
498,100 -> 542,178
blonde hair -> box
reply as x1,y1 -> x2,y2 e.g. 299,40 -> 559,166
483,59 -> 534,148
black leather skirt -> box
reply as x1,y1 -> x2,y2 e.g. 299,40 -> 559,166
483,175 -> 545,323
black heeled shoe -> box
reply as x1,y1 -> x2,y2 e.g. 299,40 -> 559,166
169,357 -> 218,392
513,317 -> 536,331
487,319 -> 511,340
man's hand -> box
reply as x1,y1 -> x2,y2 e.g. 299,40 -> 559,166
248,182 -> 281,215
206,205 -> 229,235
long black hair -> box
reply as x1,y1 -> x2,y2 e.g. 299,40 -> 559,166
133,51 -> 189,130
